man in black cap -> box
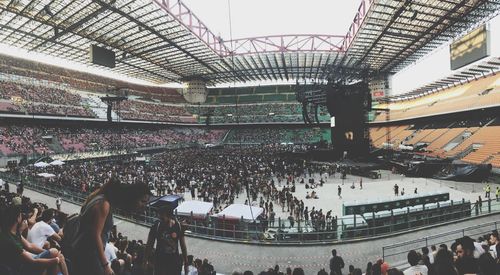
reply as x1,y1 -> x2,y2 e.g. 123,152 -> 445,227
144,205 -> 188,275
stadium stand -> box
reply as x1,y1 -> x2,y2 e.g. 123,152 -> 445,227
1,0 -> 500,273
373,74 -> 500,122
118,100 -> 196,123
370,116 -> 500,167
0,125 -> 226,156
224,127 -> 330,144
0,78 -> 96,118
0,54 -> 184,103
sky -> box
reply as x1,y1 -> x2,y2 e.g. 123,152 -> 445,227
180,0 -> 360,39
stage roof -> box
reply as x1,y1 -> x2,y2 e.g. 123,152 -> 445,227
0,0 -> 499,85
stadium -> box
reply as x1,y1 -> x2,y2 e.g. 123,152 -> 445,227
0,0 -> 500,274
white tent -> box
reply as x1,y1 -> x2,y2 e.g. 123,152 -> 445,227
34,162 -> 50,168
49,160 -> 65,166
37,173 -> 56,178
175,201 -> 213,217
214,204 -> 263,222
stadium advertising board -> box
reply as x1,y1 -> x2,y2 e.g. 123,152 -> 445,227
450,25 -> 489,70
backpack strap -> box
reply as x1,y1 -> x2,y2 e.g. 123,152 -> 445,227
80,194 -> 106,217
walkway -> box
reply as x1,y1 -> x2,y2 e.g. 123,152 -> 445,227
11,183 -> 500,274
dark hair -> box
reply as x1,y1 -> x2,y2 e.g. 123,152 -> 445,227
353,268 -> 362,275
41,208 -> 54,223
365,262 -> 373,275
243,271 -> 254,275
1,205 -> 21,230
292,268 -> 305,275
421,247 -> 429,255
457,236 -> 475,253
477,253 -> 496,275
434,249 -> 457,275
407,250 -> 420,266
331,249 -> 337,256
85,178 -> 150,212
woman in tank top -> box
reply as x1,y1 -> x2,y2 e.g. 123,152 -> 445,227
72,178 -> 151,275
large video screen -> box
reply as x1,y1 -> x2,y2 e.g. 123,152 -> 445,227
450,25 -> 489,70
90,44 -> 116,68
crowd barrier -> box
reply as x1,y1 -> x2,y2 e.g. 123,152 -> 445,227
3,173 -> 499,244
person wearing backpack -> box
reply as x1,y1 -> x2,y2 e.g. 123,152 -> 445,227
144,204 -> 189,275
70,178 -> 151,275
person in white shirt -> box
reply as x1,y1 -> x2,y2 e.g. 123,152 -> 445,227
404,250 -> 428,275
489,231 -> 499,258
56,197 -> 62,211
472,239 -> 485,258
27,209 -> 62,249
104,242 -> 118,263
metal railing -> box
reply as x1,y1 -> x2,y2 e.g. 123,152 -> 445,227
382,220 -> 500,267
4,172 -> 500,244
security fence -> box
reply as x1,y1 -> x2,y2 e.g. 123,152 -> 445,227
3,172 -> 499,244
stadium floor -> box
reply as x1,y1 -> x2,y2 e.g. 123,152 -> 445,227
10,176 -> 500,274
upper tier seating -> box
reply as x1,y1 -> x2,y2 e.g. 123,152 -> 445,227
0,53 -> 184,103
373,73 -> 500,122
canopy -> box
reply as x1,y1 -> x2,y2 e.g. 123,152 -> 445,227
175,200 -> 213,217
214,204 -> 263,222
34,162 -> 50,168
341,215 -> 368,229
148,194 -> 183,209
37,173 -> 56,178
50,160 -> 65,166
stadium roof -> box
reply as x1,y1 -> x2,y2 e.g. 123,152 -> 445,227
0,0 -> 499,85
341,0 -> 500,74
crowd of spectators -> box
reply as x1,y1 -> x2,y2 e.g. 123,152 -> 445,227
2,179 -> 500,275
0,70 -> 329,124
0,101 -> 22,113
0,79 -> 97,118
225,127 -> 328,144
0,53 -> 184,103
17,146 -> 338,232
189,103 -> 304,124
56,127 -> 225,153
0,125 -> 226,156
26,103 -> 95,118
0,184 -> 219,275
0,80 -> 83,106
0,126 -> 53,156
189,103 -> 302,117
0,124 -> 331,157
